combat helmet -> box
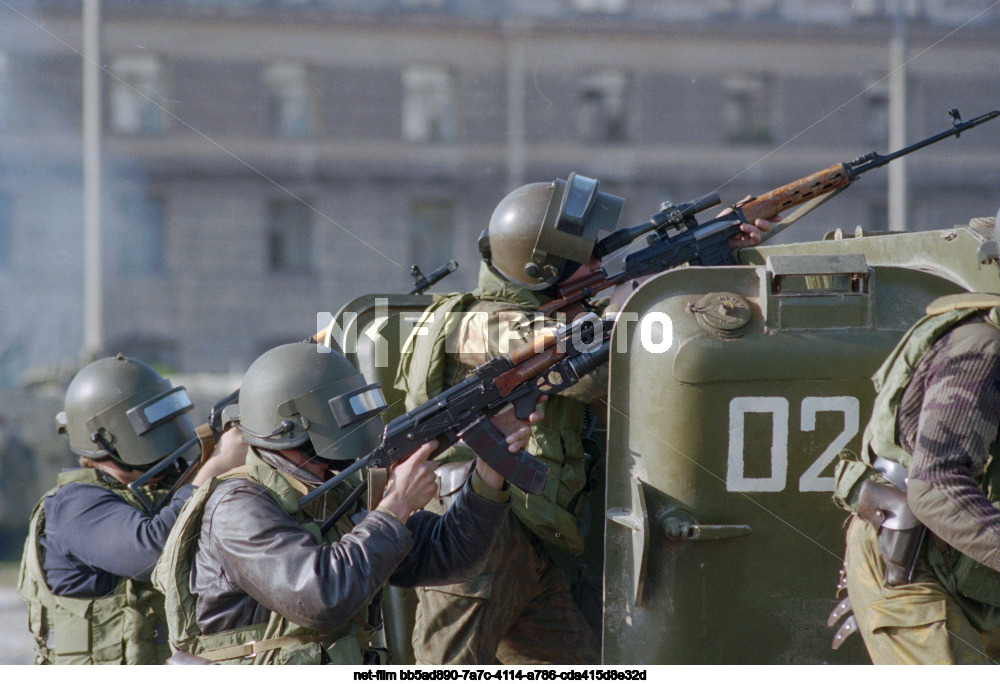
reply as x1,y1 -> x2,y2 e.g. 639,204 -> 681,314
483,172 -> 625,290
231,342 -> 387,461
56,354 -> 197,469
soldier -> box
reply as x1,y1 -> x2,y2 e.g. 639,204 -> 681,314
832,210 -> 1000,664
17,355 -> 247,664
152,341 -> 541,664
398,172 -> 774,665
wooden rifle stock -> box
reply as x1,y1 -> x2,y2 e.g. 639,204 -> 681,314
737,163 -> 854,224
538,270 -> 629,317
494,346 -> 565,396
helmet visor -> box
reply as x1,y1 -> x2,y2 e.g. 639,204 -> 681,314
126,386 -> 194,436
329,383 -> 389,428
558,173 -> 599,235
281,374 -> 386,461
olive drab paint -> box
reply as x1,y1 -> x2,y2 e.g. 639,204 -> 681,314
328,222 -> 1000,664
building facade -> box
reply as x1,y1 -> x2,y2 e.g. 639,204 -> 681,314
1,0 -> 998,374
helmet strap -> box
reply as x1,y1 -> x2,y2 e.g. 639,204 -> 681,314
89,430 -> 139,472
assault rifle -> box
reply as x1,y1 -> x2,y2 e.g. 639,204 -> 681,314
298,313 -> 615,533
409,260 -> 459,295
538,107 -> 1000,317
310,259 -> 460,344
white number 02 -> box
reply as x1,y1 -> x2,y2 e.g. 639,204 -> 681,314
726,396 -> 859,493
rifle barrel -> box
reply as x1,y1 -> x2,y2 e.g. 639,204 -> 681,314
849,109 -> 1000,176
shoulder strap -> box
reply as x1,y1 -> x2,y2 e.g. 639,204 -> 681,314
473,280 -> 543,310
864,300 -> 1000,468
394,291 -> 476,408
924,292 -> 1000,316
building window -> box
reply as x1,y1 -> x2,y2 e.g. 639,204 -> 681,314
863,79 -> 888,147
263,61 -> 313,139
402,66 -> 458,144
409,200 -> 454,272
572,0 -> 629,12
268,200 -> 313,273
109,53 -> 166,135
578,70 -> 628,144
723,73 -> 772,144
119,195 -> 164,275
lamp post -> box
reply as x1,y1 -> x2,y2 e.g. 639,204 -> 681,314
82,0 -> 102,360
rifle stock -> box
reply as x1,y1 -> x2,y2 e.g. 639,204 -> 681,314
738,163 -> 853,225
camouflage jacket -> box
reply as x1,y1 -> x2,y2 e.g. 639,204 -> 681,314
896,313 -> 1000,571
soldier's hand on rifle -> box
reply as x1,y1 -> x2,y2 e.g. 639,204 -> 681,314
193,427 -> 248,486
380,440 -> 441,523
724,196 -> 782,248
491,400 -> 545,453
473,401 -> 546,490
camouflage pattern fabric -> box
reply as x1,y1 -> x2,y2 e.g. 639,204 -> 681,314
896,318 -> 1000,571
412,515 -> 599,665
844,516 -> 1000,664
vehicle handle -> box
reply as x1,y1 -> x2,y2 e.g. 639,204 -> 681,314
658,507 -> 752,541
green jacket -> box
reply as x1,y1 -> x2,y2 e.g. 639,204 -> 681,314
395,264 -> 596,554
152,451 -> 372,664
17,468 -> 171,664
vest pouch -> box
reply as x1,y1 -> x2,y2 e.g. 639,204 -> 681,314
832,450 -> 873,512
52,612 -> 92,658
121,597 -> 170,664
86,593 -> 127,664
510,487 -> 582,554
323,633 -> 364,665
948,552 -> 1000,608
266,640 -> 323,665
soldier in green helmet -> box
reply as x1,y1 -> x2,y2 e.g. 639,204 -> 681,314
17,354 -> 247,664
152,341 -> 541,664
398,172 -> 774,665
832,208 -> 1000,664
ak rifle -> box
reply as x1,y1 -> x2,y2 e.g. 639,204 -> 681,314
310,259 -> 460,344
298,313 -> 614,533
539,107 -> 1000,317
409,260 -> 459,295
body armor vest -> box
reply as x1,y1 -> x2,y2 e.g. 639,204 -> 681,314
395,265 -> 589,554
17,468 -> 171,664
152,451 -> 373,664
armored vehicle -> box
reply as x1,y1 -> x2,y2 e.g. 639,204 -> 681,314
329,219 -> 997,664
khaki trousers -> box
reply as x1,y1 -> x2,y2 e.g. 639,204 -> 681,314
845,516 -> 1000,664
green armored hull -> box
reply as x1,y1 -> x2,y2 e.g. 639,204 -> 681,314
330,223 -> 998,664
